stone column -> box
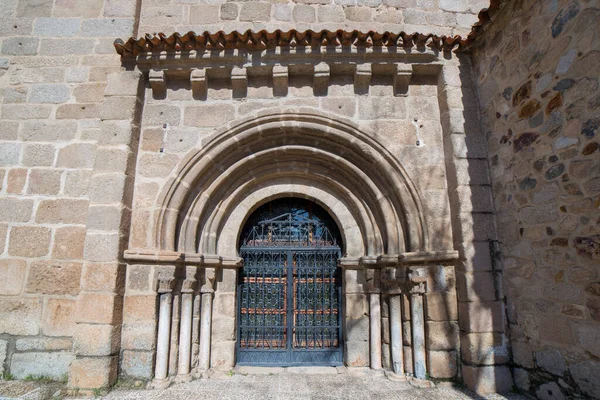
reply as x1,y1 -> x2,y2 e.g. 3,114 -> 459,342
176,267 -> 197,382
410,284 -> 426,380
199,268 -> 215,371
369,291 -> 382,370
153,270 -> 176,389
389,293 -> 404,375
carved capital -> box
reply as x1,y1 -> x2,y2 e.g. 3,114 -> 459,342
200,267 -> 216,294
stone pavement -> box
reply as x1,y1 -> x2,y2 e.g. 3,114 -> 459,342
99,368 -> 526,400
0,368 -> 529,400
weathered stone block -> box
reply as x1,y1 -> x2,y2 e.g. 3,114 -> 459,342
121,350 -> 153,379
84,233 -> 121,262
56,103 -> 101,119
53,226 -> 86,260
462,365 -> 513,394
0,143 -> 21,166
123,295 -> 157,322
33,17 -> 81,36
425,292 -> 458,321
0,198 -> 33,222
6,169 -> 27,194
80,18 -> 133,37
69,356 -> 118,389
29,83 -> 70,103
458,301 -> 504,333
22,143 -> 56,166
345,316 -> 369,341
184,104 -> 235,127
345,294 -> 368,318
0,340 -> 6,376
89,173 -> 127,204
426,321 -> 459,350
64,170 -> 92,197
2,104 -> 52,120
239,2 -> 271,21
461,332 -> 509,365
27,168 -> 62,195
16,338 -> 72,351
0,298 -> 42,335
42,298 -> 76,337
36,199 -> 88,224
428,350 -> 457,378
8,225 -> 51,257
0,259 -> 27,295
121,322 -> 156,351
2,37 -> 39,55
76,293 -> 122,325
358,97 -> 406,120
345,340 -> 369,367
20,121 -> 78,141
11,352 -> 74,380
94,148 -> 130,172
570,360 -> 600,398
26,261 -> 82,295
82,262 -> 125,293
100,96 -> 139,120
74,324 -> 120,356
456,271 -> 498,302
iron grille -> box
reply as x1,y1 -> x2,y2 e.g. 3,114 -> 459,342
237,212 -> 343,366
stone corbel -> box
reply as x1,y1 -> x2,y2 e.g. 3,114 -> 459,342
313,62 -> 330,95
354,63 -> 372,94
149,70 -> 167,98
393,64 -> 413,96
190,69 -> 208,99
272,65 -> 288,97
231,67 -> 247,97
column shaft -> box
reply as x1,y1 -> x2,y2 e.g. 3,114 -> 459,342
411,293 -> 426,379
369,292 -> 382,370
177,293 -> 193,379
199,292 -> 213,370
154,292 -> 172,381
389,294 -> 404,375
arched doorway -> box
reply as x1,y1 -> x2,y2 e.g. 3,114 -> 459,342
236,198 -> 343,366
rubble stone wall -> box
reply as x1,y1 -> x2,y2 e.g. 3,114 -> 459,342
471,0 -> 600,398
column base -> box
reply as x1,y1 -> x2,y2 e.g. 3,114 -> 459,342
174,373 -> 193,383
151,378 -> 172,389
384,370 -> 407,382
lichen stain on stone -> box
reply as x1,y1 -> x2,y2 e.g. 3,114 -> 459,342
545,93 -> 563,115
513,131 -> 539,152
581,117 -> 599,138
512,81 -> 532,107
553,79 -> 575,91
519,99 -> 542,118
574,235 -> 600,259
582,141 -> 599,155
544,163 -> 565,180
551,2 -> 580,37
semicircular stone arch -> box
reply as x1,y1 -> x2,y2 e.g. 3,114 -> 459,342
154,108 -> 429,260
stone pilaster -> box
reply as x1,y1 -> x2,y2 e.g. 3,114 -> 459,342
70,71 -> 144,391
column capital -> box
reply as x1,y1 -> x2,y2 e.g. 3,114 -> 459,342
157,268 -> 176,293
181,265 -> 198,293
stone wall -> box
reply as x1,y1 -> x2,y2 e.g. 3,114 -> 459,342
0,0 -> 138,386
138,0 -> 489,38
472,0 -> 600,398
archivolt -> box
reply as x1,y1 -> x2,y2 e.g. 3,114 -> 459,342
154,109 -> 428,257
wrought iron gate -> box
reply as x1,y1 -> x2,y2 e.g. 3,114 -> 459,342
236,208 -> 343,366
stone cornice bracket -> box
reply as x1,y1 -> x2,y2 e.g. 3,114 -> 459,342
181,265 -> 197,293
313,62 -> 330,96
231,67 -> 247,98
272,65 -> 288,97
201,267 -> 216,294
190,69 -> 207,99
354,63 -> 372,94
393,64 -> 413,96
149,70 -> 167,98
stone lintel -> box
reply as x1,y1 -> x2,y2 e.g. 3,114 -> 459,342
148,70 -> 167,98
